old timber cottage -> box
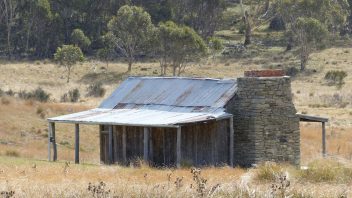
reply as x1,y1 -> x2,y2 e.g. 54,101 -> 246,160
48,70 -> 302,167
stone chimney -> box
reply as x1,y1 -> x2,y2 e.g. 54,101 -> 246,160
226,70 -> 300,167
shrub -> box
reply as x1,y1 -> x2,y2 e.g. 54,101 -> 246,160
87,82 -> 105,97
5,89 -> 14,96
71,29 -> 91,50
18,90 -> 32,100
33,87 -> 50,102
0,190 -> 15,198
268,16 -> 286,31
18,88 -> 50,102
297,160 -> 352,183
5,150 -> 20,157
36,106 -> 46,119
1,97 -> 11,105
254,162 -> 284,182
324,70 -> 347,87
0,88 -> 3,96
59,140 -> 70,146
87,181 -> 111,197
61,88 -> 80,102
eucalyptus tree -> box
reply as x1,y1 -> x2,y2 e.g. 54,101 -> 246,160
157,21 -> 207,76
54,45 -> 84,83
108,5 -> 154,72
277,0 -> 349,70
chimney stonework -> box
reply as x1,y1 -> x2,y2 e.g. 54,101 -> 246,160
226,75 -> 300,167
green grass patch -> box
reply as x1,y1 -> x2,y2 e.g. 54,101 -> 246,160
297,160 -> 352,183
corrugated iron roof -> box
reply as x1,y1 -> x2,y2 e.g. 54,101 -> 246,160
48,108 -> 232,127
99,77 -> 237,109
48,77 -> 237,127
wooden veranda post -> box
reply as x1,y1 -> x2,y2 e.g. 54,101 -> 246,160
176,127 -> 181,168
48,123 -> 51,161
322,122 -> 326,157
52,122 -> 57,161
122,126 -> 127,163
297,114 -> 329,159
75,124 -> 80,164
108,125 -> 113,164
144,127 -> 149,162
229,117 -> 234,167
48,122 -> 56,161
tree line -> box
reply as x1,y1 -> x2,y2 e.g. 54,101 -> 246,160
0,0 -> 224,59
1,0 -> 352,79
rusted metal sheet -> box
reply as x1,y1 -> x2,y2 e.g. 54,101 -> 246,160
48,108 -> 232,127
99,77 -> 237,109
48,77 -> 236,127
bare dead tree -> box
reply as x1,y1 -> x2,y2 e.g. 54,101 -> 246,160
240,0 -> 274,46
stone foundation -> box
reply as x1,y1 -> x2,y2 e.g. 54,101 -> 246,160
226,76 -> 300,167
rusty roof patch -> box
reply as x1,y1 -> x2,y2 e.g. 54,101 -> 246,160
100,77 -> 237,109
49,77 -> 237,127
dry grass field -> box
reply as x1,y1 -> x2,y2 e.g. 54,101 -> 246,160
0,156 -> 352,197
1,46 -> 352,197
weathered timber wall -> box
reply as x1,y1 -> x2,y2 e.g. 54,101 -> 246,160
100,119 -> 230,167
180,119 -> 229,166
226,77 -> 300,167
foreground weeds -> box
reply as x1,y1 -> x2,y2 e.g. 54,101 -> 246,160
0,156 -> 351,197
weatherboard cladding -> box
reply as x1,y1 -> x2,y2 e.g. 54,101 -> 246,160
48,77 -> 237,126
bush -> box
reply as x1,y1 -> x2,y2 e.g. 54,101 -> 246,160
0,88 -> 3,96
5,150 -> 20,157
298,160 -> 352,183
71,29 -> 91,50
254,162 -> 284,182
36,105 -> 47,119
61,88 -> 80,102
18,90 -> 32,100
268,16 -> 286,31
18,87 -> 50,102
87,82 -> 105,97
5,89 -> 14,96
324,70 -> 347,87
1,97 -> 11,105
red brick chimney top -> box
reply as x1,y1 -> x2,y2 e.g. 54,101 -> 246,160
244,69 -> 285,77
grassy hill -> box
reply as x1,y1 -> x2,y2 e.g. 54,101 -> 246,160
1,15 -> 352,196
1,46 -> 352,163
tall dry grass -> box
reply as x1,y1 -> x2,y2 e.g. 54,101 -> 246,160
0,156 -> 351,197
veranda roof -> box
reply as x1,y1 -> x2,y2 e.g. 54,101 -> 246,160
48,108 -> 232,128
